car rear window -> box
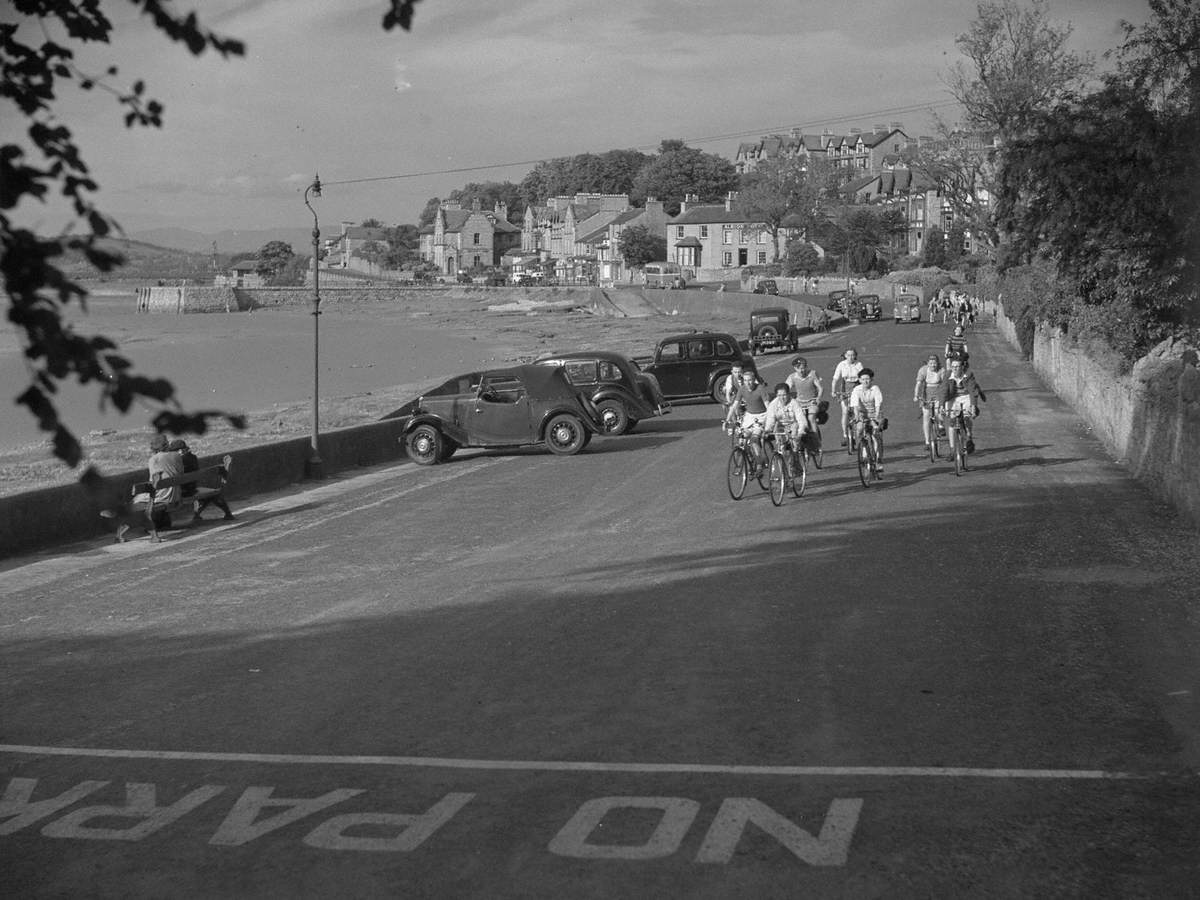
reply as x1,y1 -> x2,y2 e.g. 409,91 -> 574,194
688,340 -> 715,359
597,361 -> 622,382
714,340 -> 735,358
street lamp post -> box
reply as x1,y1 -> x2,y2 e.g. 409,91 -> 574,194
303,174 -> 324,480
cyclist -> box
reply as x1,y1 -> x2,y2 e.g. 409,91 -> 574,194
913,352 -> 947,451
765,382 -> 808,455
728,369 -> 772,467
830,348 -> 864,446
941,358 -> 987,454
786,356 -> 824,443
944,324 -> 969,366
849,367 -> 885,474
719,363 -> 744,432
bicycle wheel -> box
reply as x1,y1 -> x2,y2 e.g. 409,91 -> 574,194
769,453 -> 785,506
872,433 -> 884,481
953,432 -> 965,476
727,448 -> 749,499
791,448 -> 807,497
809,428 -> 823,469
857,441 -> 871,487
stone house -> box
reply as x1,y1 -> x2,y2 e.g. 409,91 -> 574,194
326,222 -> 390,269
419,200 -> 521,274
666,193 -> 799,277
521,193 -> 631,261
735,123 -> 911,176
577,199 -> 671,285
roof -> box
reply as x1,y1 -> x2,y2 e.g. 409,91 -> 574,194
340,226 -> 389,241
671,205 -> 761,226
674,236 -> 703,247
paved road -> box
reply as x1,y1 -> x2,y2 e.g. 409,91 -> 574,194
2,319 -> 1198,898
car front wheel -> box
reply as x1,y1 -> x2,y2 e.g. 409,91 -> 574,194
544,414 -> 588,455
405,424 -> 444,465
595,399 -> 630,435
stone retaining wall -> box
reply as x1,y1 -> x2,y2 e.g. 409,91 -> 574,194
0,418 -> 413,559
988,299 -> 1200,524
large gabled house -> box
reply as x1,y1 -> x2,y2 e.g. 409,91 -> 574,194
325,222 -> 390,269
418,200 -> 521,274
667,193 -> 802,279
576,199 -> 671,285
521,193 -> 631,261
736,123 -> 913,177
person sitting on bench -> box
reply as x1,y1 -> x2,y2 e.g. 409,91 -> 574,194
168,439 -> 234,521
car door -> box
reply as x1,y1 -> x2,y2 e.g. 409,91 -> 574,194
650,341 -> 689,397
685,338 -> 716,395
469,374 -> 533,445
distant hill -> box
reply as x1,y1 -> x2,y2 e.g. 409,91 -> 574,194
59,237 -> 224,282
128,226 -> 314,256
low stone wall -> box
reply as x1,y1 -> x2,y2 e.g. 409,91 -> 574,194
633,288 -> 836,332
990,300 -> 1200,524
0,418 -> 413,559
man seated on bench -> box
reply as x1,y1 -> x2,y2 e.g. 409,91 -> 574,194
168,439 -> 234,522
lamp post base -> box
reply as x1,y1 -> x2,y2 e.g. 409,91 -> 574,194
305,454 -> 325,480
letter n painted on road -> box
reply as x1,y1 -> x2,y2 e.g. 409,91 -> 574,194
548,797 -> 701,860
0,778 -> 110,835
40,783 -> 224,842
303,793 -> 474,852
210,787 -> 364,846
695,798 -> 863,866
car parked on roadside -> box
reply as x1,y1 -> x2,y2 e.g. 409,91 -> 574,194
640,332 -> 757,402
859,294 -> 882,321
390,365 -> 603,464
748,307 -> 799,355
894,294 -> 922,324
752,278 -> 779,296
826,289 -> 848,311
534,351 -> 670,435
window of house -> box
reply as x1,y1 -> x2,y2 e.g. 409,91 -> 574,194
700,225 -> 708,238
473,255 -> 481,267
723,251 -> 733,266
677,226 -> 684,238
757,251 -> 767,265
473,233 -> 480,245
723,227 -> 733,244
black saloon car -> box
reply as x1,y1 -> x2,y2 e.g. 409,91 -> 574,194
534,351 -> 670,435
640,332 -> 757,402
390,365 -> 602,464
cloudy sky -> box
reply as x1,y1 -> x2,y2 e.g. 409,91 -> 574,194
4,0 -> 1150,236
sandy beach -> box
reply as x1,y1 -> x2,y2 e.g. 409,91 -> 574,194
1,288 -> 743,496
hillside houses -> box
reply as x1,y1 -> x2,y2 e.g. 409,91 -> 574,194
735,123 -> 916,176
418,200 -> 521,274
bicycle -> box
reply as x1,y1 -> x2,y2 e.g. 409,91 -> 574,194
798,400 -> 824,469
726,425 -> 770,500
854,416 -> 884,487
945,406 -> 973,476
920,398 -> 944,463
837,391 -> 857,455
767,428 -> 807,505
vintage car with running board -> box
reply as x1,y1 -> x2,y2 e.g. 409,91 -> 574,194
639,332 -> 757,402
388,364 -> 603,463
533,351 -> 669,435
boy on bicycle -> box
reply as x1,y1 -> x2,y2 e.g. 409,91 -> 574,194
831,348 -> 864,446
941,358 -> 986,454
849,368 -> 885,474
786,356 -> 824,446
719,363 -> 744,432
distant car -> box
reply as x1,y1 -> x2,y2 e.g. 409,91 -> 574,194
894,294 -> 922,324
640,332 -> 757,402
826,289 -> 848,311
753,279 -> 779,296
534,351 -> 670,435
391,365 -> 603,463
859,294 -> 882,321
748,307 -> 799,355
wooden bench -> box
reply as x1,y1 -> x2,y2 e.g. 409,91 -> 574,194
123,454 -> 234,542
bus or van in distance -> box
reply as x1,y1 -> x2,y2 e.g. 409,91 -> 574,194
643,262 -> 686,289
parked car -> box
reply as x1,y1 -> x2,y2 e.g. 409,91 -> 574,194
894,294 -> 922,324
640,332 -> 757,402
748,307 -> 799,355
390,365 -> 603,464
534,351 -> 670,435
859,294 -> 882,321
753,279 -> 779,296
826,289 -> 848,311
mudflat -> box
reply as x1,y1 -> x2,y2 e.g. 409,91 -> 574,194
1,289 -> 746,497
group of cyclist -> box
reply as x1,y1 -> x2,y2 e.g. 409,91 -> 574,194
721,314 -> 987,477
930,290 -> 979,327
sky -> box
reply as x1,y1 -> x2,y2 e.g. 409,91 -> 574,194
3,0 -> 1152,237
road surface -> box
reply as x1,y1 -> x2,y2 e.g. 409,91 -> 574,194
2,317 -> 1198,898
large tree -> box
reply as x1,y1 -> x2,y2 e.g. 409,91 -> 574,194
736,157 -> 830,260
518,149 -> 652,206
1,0 -> 425,476
256,240 -> 295,282
617,225 -> 667,269
630,141 -> 739,214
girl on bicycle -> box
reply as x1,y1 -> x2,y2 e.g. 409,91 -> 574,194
913,352 -> 946,452
941,358 -> 986,454
850,368 -> 885,474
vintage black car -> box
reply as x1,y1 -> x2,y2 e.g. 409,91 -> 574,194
534,351 -> 670,435
894,294 -> 922,324
748,307 -> 799,355
391,365 -> 602,464
640,332 -> 757,402
752,278 -> 779,295
826,289 -> 848,311
859,294 -> 882,321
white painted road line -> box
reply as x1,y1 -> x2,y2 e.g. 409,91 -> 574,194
0,744 -> 1158,779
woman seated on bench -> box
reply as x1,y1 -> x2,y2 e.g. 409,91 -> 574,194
168,439 -> 234,521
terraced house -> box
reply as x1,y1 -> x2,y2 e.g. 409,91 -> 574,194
735,123 -> 913,176
668,193 -> 804,281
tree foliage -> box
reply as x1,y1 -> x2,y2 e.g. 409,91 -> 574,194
736,157 -> 829,260
993,0 -> 1199,359
630,143 -> 739,214
617,225 -> 666,268
518,150 -> 653,206
444,181 -> 525,222
782,240 -> 821,277
256,240 -> 295,279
